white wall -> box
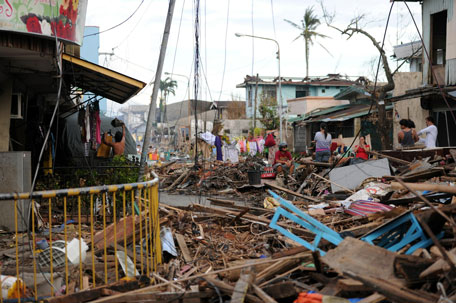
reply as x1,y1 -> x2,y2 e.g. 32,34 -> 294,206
0,80 -> 12,151
392,72 -> 428,149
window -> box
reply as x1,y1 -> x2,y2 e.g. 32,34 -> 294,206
322,89 -> 326,93
295,86 -> 309,98
262,86 -> 276,99
224,129 -> 230,134
248,88 -> 252,108
431,10 -> 447,66
242,129 -> 249,134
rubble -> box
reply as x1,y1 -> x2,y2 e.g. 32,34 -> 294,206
2,149 -> 456,302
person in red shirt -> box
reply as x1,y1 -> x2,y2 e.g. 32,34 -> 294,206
274,142 -> 294,175
353,136 -> 370,160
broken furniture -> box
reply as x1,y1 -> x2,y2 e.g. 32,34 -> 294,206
268,191 -> 442,255
360,211 -> 444,255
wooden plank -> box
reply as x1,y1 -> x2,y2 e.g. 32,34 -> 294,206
299,160 -> 333,167
264,181 -> 320,202
368,150 -> 411,165
344,271 -> 437,303
231,266 -> 256,303
337,278 -> 370,292
205,277 -> 262,303
252,284 -> 278,303
89,253 -> 309,303
321,237 -> 405,285
391,181 -> 456,194
357,293 -> 386,303
175,233 -> 193,263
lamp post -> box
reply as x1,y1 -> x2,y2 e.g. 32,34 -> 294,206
164,72 -> 191,148
235,33 -> 283,143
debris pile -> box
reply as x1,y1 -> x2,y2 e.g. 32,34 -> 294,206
2,149 -> 456,302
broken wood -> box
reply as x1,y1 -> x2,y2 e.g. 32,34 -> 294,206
231,266 -> 256,303
368,150 -> 411,165
264,181 -> 320,202
175,233 -> 193,263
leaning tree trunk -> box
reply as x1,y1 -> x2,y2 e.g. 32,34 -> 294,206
341,27 -> 395,150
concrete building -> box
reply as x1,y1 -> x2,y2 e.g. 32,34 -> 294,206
236,74 -> 360,118
392,0 -> 456,147
0,1 -> 145,198
393,41 -> 423,73
287,96 -> 349,116
81,26 -> 107,114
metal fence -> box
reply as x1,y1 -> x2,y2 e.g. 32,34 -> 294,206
0,173 -> 161,302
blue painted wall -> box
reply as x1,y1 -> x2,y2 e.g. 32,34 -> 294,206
81,26 -> 107,114
244,83 -> 345,118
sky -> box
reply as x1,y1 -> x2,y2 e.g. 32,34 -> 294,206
83,0 -> 423,116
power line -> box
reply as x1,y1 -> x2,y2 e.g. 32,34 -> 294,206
84,0 -> 145,38
316,1 -> 396,187
270,0 -> 277,39
251,0 -> 254,75
112,0 -> 156,49
217,0 -> 231,101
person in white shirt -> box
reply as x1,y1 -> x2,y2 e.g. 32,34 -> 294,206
417,116 -> 438,149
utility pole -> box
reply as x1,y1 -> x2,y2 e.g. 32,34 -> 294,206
253,73 -> 259,129
138,0 -> 176,181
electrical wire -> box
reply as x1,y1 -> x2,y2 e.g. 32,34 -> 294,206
314,1 -> 396,187
217,0 -> 230,102
270,0 -> 277,39
84,0 -> 145,38
251,0 -> 254,76
112,0 -> 155,50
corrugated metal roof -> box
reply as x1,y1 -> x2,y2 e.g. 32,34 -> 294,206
291,104 -> 393,123
393,41 -> 422,60
288,104 -> 352,123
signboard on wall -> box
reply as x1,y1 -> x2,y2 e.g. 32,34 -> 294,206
0,0 -> 88,45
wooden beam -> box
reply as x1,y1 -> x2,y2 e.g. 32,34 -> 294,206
264,182 -> 320,202
175,233 -> 193,263
368,150 -> 411,165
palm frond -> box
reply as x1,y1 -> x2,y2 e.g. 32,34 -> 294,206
284,19 -> 303,30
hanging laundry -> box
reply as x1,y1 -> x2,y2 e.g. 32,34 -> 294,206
223,141 -> 239,163
214,135 -> 223,161
84,106 -> 91,143
90,106 -> 97,150
199,131 -> 216,145
78,107 -> 86,142
95,110 -> 101,144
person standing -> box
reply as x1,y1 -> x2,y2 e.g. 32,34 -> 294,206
417,116 -> 438,149
103,124 -> 126,156
398,119 -> 418,148
314,123 -> 332,162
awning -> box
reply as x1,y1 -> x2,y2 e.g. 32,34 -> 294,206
62,53 -> 146,104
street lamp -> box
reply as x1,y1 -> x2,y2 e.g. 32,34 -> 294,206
235,33 -> 283,143
164,72 -> 191,147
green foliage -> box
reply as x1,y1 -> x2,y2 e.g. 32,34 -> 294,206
258,93 -> 279,130
35,156 -> 139,190
254,127 -> 262,137
284,6 -> 330,77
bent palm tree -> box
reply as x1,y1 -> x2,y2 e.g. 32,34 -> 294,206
284,7 -> 330,78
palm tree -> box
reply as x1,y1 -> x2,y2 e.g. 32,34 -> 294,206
158,77 -> 177,123
284,7 -> 330,78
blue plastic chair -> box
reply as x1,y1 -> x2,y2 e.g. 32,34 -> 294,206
360,211 -> 444,254
268,190 -> 442,255
268,190 -> 343,256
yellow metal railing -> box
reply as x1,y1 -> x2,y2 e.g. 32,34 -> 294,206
0,173 -> 161,302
